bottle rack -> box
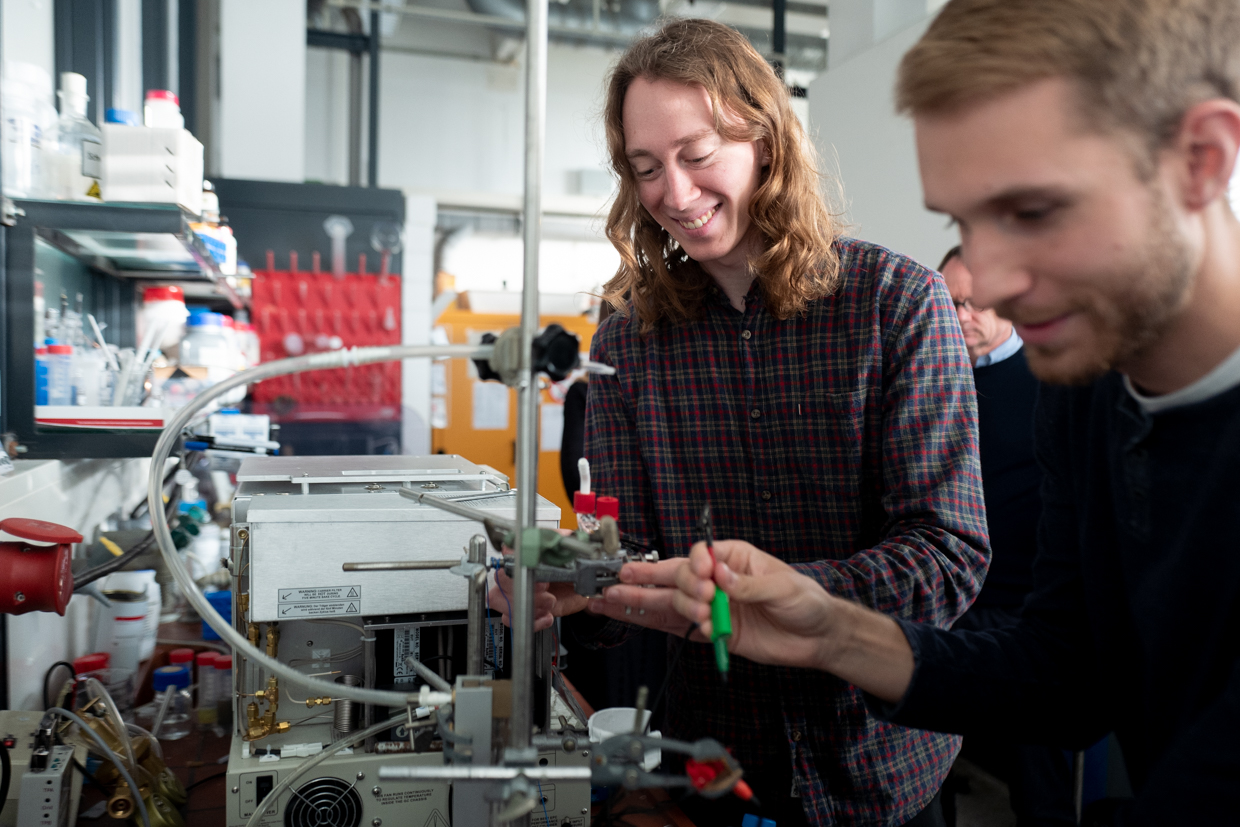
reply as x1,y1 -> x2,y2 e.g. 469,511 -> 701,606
248,252 -> 402,421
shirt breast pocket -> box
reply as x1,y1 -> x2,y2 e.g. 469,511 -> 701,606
787,388 -> 865,499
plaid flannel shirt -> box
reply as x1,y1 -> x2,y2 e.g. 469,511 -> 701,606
584,237 -> 990,825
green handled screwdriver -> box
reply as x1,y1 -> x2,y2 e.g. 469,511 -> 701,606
699,504 -> 732,681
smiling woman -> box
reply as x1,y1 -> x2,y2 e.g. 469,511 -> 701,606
600,18 -> 840,329
520,16 -> 991,827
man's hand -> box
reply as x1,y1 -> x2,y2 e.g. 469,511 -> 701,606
666,539 -> 840,670
666,539 -> 917,702
584,557 -> 725,636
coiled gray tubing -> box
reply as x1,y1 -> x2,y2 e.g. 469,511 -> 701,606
334,675 -> 362,735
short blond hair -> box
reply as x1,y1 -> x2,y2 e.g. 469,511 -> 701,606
897,0 -> 1240,156
602,18 -> 841,330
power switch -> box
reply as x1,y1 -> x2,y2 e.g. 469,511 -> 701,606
255,774 -> 275,805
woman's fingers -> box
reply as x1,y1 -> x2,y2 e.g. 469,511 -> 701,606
618,557 -> 687,586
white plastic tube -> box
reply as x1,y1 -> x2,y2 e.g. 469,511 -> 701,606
577,457 -> 591,495
148,345 -> 491,709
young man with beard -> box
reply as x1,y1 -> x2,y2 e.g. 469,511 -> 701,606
652,0 -> 1240,822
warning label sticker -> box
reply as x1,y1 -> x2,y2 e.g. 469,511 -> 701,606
278,586 -> 360,603
276,585 -> 362,617
278,601 -> 361,618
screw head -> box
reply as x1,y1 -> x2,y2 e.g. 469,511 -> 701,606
581,749 -> 590,757
13,592 -> 24,602
237,528 -> 249,540
366,483 -> 385,491
356,771 -> 366,780
421,482 -> 439,489
372,819 -> 382,827
371,785 -> 382,796
231,786 -> 239,794
581,808 -> 589,815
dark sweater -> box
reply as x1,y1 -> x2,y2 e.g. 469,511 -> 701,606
877,373 -> 1240,824
971,347 -> 1043,612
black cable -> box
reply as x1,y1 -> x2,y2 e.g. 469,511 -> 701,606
185,770 -> 227,794
73,481 -> 181,589
644,622 -> 698,735
42,661 -> 75,710
72,757 -> 109,795
0,742 -> 10,809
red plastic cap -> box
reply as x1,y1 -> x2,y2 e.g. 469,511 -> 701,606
214,655 -> 233,669
47,344 -> 73,355
73,652 -> 109,673
196,651 -> 218,667
596,496 -> 619,520
0,518 -> 83,545
573,491 -> 596,514
221,315 -> 235,328
35,346 -> 47,355
145,89 -> 179,105
169,648 -> 195,664
143,285 -> 184,303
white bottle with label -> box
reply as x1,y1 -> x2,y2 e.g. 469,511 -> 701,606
50,72 -> 102,201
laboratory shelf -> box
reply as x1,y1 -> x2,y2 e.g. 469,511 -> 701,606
14,198 -> 221,281
0,199 -> 219,459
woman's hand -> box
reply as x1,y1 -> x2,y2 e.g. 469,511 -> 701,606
488,565 -> 590,632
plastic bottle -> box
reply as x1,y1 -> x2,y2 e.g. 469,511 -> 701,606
33,282 -> 45,346
196,651 -> 219,728
143,90 -> 183,129
137,285 -> 190,360
150,665 -> 193,740
73,346 -> 113,406
180,312 -> 231,369
1,61 -> 57,198
168,648 -> 195,671
213,655 -> 234,729
45,344 -> 74,405
35,346 -> 50,405
104,108 -> 140,126
50,72 -> 102,201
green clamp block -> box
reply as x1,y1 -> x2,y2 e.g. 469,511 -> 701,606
181,521 -> 201,537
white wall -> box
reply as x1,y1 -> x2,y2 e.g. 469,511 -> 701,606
402,193 -> 436,455
2,459 -> 150,710
219,0 -> 306,181
2,0 -> 53,80
306,41 -> 618,202
808,15 -> 957,269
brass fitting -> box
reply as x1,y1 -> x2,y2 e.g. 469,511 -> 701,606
107,781 -> 135,820
265,623 -> 280,658
304,696 -> 333,708
238,593 -> 250,615
143,790 -> 186,827
247,623 -> 260,647
243,677 -> 289,741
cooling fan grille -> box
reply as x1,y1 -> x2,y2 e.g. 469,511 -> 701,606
284,776 -> 364,827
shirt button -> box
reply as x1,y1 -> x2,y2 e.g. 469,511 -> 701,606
750,408 -> 761,419
741,329 -> 752,340
791,729 -> 803,742
761,490 -> 772,501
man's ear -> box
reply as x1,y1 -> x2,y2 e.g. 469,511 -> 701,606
1169,99 -> 1240,210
